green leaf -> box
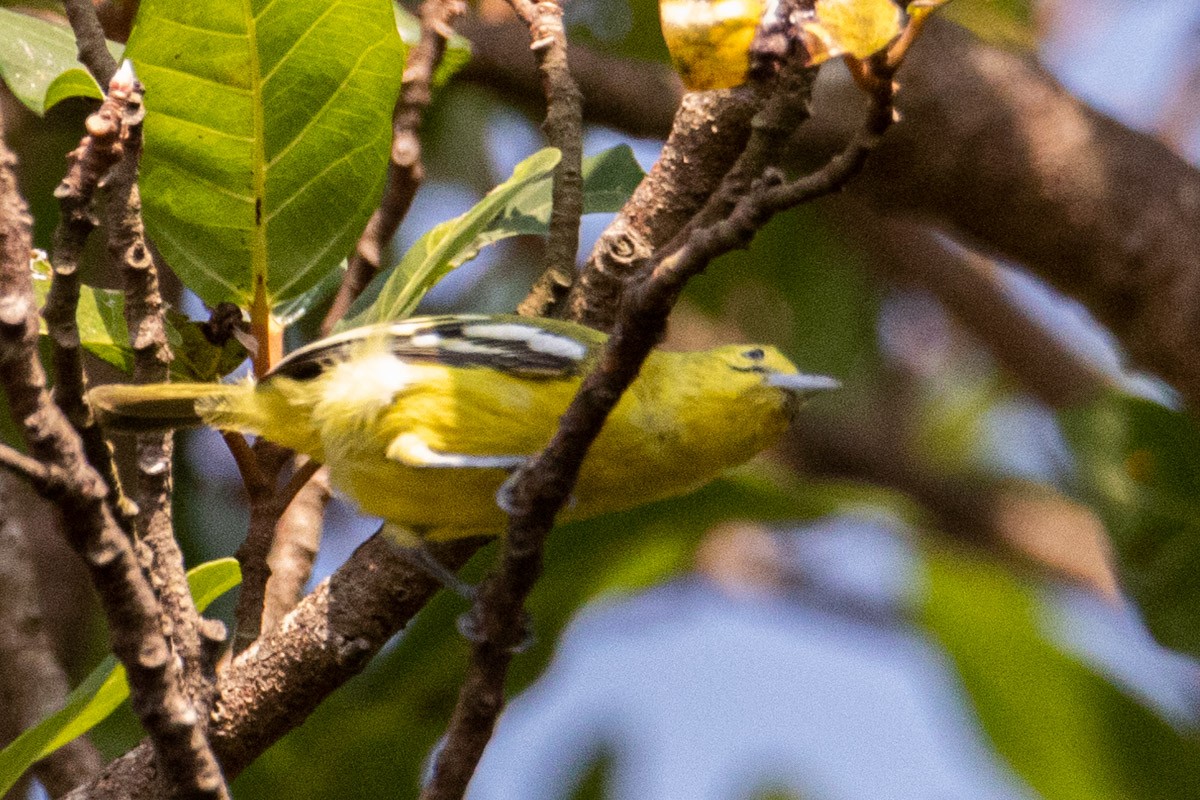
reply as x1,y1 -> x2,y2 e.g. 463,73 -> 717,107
341,147 -> 562,328
393,3 -> 470,88
30,254 -> 132,373
123,0 -> 406,311
422,144 -> 645,281
164,309 -> 250,382
0,7 -> 122,116
1060,393 -> 1200,660
0,558 -> 241,797
30,255 -> 248,381
920,546 -> 1200,800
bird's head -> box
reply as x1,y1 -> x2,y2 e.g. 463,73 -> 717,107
711,344 -> 841,421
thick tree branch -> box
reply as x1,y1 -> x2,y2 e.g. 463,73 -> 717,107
322,0 -> 466,334
463,16 -> 1200,410
0,130 -> 229,800
64,536 -> 484,800
510,0 -> 584,317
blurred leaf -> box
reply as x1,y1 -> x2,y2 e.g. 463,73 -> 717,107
800,0 -> 905,65
30,255 -> 248,381
164,309 -> 249,382
393,3 -> 470,88
341,147 -> 562,328
233,469 -> 876,798
0,558 -> 241,798
566,752 -> 614,800
683,206 -> 880,389
0,7 -> 122,116
30,253 -> 132,373
907,0 -> 951,21
941,0 -> 1036,49
124,0 -> 405,310
1060,393 -> 1200,660
920,546 -> 1200,800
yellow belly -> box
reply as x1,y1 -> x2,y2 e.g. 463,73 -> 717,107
255,352 -> 786,542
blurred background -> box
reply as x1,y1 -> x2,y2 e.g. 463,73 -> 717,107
3,0 -> 1200,798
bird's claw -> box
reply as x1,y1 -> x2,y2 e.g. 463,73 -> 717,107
456,607 -> 535,654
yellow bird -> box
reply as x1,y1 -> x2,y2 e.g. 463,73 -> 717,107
91,315 -> 835,559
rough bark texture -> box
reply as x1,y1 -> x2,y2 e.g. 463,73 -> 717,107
464,17 -> 1200,409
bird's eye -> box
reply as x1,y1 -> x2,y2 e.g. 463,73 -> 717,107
743,348 -> 765,361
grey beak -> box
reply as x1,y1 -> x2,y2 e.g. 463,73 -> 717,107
765,372 -> 841,394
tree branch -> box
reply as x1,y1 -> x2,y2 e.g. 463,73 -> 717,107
0,128 -> 229,800
102,63 -> 215,701
43,75 -> 138,531
62,0 -> 118,86
421,50 -> 900,800
0,476 -> 105,798
510,0 -> 584,317
260,465 -> 331,635
63,536 -> 485,800
463,16 -> 1200,411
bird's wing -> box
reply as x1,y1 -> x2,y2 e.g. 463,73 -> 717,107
267,314 -> 601,382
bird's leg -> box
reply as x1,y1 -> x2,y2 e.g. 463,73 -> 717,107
381,524 -> 476,601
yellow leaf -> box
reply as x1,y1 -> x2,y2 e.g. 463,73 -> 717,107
660,0 -> 769,90
907,0 -> 953,24
801,0 -> 904,65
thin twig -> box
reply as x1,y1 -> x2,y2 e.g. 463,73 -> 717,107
0,119 -> 230,800
0,443 -> 64,494
230,441 -> 290,655
0,476 -> 106,796
272,457 -> 324,517
62,0 -> 118,86
421,52 -> 900,800
321,0 -> 466,334
260,465 -> 331,636
221,431 -> 267,491
511,0 -> 584,317
43,72 -> 137,531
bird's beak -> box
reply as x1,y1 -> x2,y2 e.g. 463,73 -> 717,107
765,372 -> 841,394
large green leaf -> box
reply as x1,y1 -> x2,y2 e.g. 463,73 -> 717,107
1060,393 -> 1200,660
920,546 -> 1200,800
0,558 -> 241,797
341,147 -> 562,328
123,0 -> 405,310
0,7 -> 122,116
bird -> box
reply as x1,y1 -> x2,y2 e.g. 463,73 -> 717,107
90,314 -> 836,586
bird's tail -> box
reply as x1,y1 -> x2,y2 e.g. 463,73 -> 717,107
89,382 -> 248,433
